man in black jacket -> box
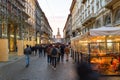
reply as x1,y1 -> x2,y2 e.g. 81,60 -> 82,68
24,45 -> 31,68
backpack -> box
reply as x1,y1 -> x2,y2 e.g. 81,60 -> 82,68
51,48 -> 57,56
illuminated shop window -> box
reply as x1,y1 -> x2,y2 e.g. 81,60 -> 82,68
90,42 -> 120,75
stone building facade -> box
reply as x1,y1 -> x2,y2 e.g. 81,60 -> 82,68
63,14 -> 72,44
35,0 -> 42,44
70,0 -> 120,38
70,0 -> 120,75
23,0 -> 36,47
0,0 -> 52,61
0,0 -> 29,61
41,12 -> 53,44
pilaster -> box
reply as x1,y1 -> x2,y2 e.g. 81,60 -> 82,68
0,39 -> 8,61
17,40 -> 24,56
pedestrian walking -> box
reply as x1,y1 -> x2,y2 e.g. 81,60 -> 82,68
60,44 -> 65,62
24,45 -> 31,68
42,45 -> 46,56
46,46 -> 52,64
34,44 -> 38,56
39,45 -> 42,57
15,45 -> 18,52
56,46 -> 61,63
51,45 -> 58,70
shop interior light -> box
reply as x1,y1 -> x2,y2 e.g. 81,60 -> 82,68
10,35 -> 14,38
17,35 -> 20,38
2,34 -> 7,37
107,39 -> 112,42
97,40 -> 101,42
107,40 -> 112,46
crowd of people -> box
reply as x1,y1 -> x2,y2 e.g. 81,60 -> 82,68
24,43 -> 70,69
23,43 -> 101,80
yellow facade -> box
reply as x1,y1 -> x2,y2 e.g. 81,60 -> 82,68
22,0 -> 36,48
0,39 -> 8,61
17,40 -> 24,56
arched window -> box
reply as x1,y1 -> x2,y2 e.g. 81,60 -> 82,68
96,20 -> 101,28
105,15 -> 111,25
115,9 -> 120,23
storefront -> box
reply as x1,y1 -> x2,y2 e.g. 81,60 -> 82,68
71,26 -> 120,75
89,41 -> 120,75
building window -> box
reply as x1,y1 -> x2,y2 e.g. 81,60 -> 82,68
72,32 -> 76,37
105,15 -> 111,26
115,9 -> 120,23
100,0 -> 102,7
85,10 -> 87,17
96,20 -> 101,28
92,6 -> 94,13
97,1 -> 99,10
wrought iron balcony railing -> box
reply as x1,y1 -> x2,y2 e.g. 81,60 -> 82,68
81,13 -> 96,25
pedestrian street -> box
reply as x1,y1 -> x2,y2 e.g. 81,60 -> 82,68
0,54 -> 76,80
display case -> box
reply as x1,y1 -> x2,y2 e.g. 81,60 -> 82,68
89,42 -> 120,75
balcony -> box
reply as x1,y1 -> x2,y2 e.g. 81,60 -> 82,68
41,27 -> 48,33
24,20 -> 32,27
105,0 -> 119,9
81,0 -> 87,4
21,10 -> 30,20
16,0 -> 25,9
81,13 -> 96,26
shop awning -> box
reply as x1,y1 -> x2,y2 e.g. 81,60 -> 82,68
90,26 -> 120,36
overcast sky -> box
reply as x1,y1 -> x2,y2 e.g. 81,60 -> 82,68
38,0 -> 72,37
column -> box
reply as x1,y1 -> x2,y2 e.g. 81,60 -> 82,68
0,39 -> 8,61
0,20 -> 9,61
17,24 -> 24,56
0,20 -> 2,38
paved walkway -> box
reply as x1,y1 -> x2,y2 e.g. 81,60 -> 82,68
0,54 -> 120,80
0,54 -> 23,68
0,55 -> 76,80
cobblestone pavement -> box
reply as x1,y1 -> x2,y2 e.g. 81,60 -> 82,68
0,54 -> 120,80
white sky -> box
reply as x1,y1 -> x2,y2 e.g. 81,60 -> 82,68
38,0 -> 72,37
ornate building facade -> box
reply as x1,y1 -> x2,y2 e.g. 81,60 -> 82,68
0,0 -> 29,61
35,0 -> 42,44
23,0 -> 36,48
52,28 -> 64,43
63,14 -> 72,44
41,12 -> 53,44
0,0 -> 52,61
70,0 -> 120,75
56,28 -> 61,39
71,0 -> 120,39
